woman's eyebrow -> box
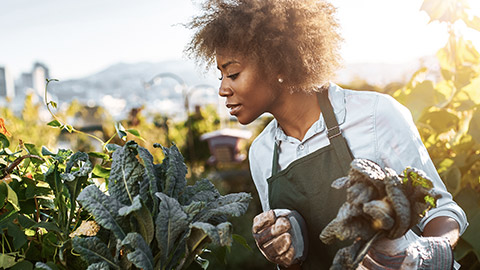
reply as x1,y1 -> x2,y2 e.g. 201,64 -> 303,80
218,60 -> 240,70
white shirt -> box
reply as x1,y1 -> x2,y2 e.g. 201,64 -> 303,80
248,83 -> 468,235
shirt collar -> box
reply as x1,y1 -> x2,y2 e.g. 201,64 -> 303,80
273,82 -> 347,142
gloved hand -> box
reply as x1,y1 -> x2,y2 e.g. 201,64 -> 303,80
360,232 -> 454,270
252,209 -> 308,268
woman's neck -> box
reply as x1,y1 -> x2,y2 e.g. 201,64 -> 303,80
270,90 -> 321,141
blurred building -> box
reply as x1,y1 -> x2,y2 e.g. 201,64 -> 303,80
0,66 -> 15,100
32,62 -> 49,96
14,62 -> 50,99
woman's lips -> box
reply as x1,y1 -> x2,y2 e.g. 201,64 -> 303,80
226,104 -> 241,115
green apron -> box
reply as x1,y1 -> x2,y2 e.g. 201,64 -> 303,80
267,89 -> 354,269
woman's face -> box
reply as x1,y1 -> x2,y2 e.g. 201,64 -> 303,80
216,52 -> 279,125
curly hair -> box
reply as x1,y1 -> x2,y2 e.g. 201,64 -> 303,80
185,0 -> 343,92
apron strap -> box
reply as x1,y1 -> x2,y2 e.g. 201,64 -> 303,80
272,141 -> 280,175
317,87 -> 353,173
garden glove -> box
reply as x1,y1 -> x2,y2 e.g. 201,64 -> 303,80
360,231 -> 454,270
252,209 -> 308,268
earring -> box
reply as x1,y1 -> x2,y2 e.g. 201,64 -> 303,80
278,78 -> 284,83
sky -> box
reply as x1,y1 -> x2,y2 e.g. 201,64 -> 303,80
0,0 -> 479,80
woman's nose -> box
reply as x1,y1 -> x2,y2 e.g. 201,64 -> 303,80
218,81 -> 233,97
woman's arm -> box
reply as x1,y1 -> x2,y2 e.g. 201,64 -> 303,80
423,216 -> 460,248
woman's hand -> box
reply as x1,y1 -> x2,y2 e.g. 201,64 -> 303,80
361,235 -> 454,269
361,216 -> 460,269
252,209 -> 308,268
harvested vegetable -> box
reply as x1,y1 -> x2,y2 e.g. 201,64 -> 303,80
320,159 -> 440,269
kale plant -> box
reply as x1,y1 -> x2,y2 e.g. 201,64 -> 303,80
73,141 -> 251,270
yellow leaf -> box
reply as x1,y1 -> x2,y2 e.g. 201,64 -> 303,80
456,37 -> 480,65
462,77 -> 480,104
420,0 -> 469,23
462,13 -> 480,31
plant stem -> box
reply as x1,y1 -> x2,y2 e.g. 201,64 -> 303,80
43,79 -> 106,147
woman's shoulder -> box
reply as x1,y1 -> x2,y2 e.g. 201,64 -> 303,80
340,87 -> 412,121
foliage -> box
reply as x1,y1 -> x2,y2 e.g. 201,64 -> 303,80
73,140 -> 251,269
0,80 -> 249,269
180,105 -> 221,165
391,0 -> 480,265
1,93 -> 61,150
0,129 -> 98,269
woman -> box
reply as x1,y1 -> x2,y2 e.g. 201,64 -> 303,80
186,0 -> 467,269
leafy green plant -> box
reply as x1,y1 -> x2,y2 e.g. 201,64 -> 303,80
0,128 -> 102,269
73,140 -> 251,270
390,0 -> 480,266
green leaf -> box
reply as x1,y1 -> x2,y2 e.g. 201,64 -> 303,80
160,144 -> 187,199
126,129 -> 140,136
6,222 -> 28,250
191,222 -> 233,246
0,253 -> 20,269
24,143 -> 43,165
133,200 -> 155,245
50,101 -> 57,109
180,178 -> 220,205
0,133 -> 10,149
87,261 -> 111,270
0,182 -> 6,208
77,185 -> 127,240
137,145 -> 160,214
17,213 -> 36,228
31,222 -> 62,233
195,193 -> 252,222
126,129 -> 145,142
105,144 -> 121,153
115,122 -> 127,141
155,193 -> 189,265
62,152 -> 92,181
232,233 -> 253,252
92,164 -> 111,179
118,195 -> 142,216
73,237 -> 119,269
183,201 -> 205,219
108,141 -> 143,205
41,146 -> 56,157
47,120 -> 62,127
11,260 -> 34,270
88,151 -> 111,161
44,148 -> 72,163
121,232 -> 154,270
41,232 -> 58,259
2,182 -> 20,211
468,109 -> 480,144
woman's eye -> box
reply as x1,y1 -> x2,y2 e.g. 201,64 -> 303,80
218,74 -> 224,81
227,73 -> 239,80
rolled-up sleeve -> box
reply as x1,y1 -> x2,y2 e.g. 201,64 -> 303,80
374,94 -> 468,234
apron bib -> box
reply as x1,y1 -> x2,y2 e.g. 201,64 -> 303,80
267,89 -> 354,269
